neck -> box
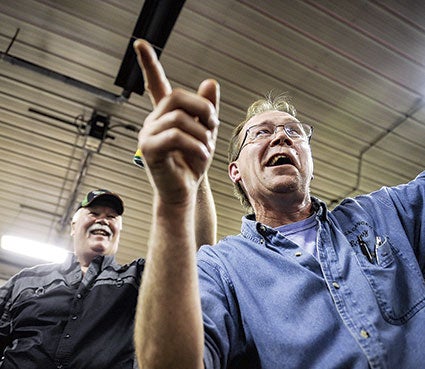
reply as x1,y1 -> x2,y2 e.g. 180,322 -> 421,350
75,254 -> 94,275
253,194 -> 313,228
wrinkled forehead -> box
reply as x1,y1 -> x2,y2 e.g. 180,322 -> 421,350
72,204 -> 122,223
243,110 -> 299,132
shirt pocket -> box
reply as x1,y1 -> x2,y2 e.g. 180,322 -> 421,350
359,236 -> 425,324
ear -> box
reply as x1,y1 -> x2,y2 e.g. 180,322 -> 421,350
228,161 -> 241,184
70,221 -> 76,237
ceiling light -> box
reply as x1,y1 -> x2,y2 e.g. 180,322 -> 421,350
84,111 -> 110,152
1,235 -> 68,263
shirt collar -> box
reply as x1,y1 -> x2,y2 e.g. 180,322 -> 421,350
241,197 -> 328,239
62,253 -> 117,271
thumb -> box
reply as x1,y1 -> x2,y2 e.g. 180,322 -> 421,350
197,79 -> 220,116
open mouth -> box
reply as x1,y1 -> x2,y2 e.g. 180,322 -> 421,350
91,229 -> 110,236
88,224 -> 112,238
266,154 -> 293,167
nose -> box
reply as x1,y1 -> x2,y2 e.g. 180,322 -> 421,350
95,217 -> 109,225
270,126 -> 293,147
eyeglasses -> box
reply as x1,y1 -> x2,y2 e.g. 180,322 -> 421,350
234,121 -> 313,160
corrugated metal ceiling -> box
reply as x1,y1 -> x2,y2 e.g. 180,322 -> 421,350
1,0 -> 425,281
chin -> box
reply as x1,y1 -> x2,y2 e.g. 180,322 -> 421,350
272,178 -> 300,193
91,248 -> 106,255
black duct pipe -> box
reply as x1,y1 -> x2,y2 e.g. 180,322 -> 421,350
114,0 -> 186,98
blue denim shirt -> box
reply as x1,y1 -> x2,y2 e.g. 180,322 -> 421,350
198,171 -> 425,369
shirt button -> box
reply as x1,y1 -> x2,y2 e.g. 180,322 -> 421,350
65,334 -> 70,339
72,315 -> 78,320
116,278 -> 124,288
295,251 -> 302,257
260,239 -> 265,244
76,293 -> 82,299
332,282 -> 340,289
57,365 -> 63,369
360,329 -> 370,338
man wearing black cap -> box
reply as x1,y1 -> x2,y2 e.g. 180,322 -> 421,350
0,189 -> 144,368
71,189 -> 125,274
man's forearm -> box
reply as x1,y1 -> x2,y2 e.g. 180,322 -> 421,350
195,173 -> 217,247
135,196 -> 204,369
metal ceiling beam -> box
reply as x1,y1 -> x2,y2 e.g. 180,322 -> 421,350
1,51 -> 125,104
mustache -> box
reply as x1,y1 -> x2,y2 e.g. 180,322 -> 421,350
87,223 -> 112,237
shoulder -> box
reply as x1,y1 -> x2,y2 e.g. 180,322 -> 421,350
334,172 -> 425,214
196,234 -> 255,281
108,257 -> 145,283
11,262 -> 64,281
0,262 -> 67,305
198,235 -> 245,259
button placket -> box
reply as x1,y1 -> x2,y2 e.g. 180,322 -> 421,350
54,287 -> 85,365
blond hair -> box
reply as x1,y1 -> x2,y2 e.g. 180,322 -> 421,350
228,92 -> 297,212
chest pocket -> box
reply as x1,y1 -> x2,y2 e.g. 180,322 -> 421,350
353,234 -> 425,324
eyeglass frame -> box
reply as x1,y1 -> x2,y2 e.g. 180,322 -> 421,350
233,121 -> 313,161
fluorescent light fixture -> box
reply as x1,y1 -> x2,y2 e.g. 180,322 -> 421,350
1,235 -> 68,263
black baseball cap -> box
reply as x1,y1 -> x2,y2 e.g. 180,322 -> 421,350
78,189 -> 124,215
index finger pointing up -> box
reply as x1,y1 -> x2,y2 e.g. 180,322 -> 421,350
133,39 -> 172,107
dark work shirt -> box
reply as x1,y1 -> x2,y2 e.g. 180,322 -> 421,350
0,253 -> 144,369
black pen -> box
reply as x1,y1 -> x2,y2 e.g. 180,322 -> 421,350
358,235 -> 374,264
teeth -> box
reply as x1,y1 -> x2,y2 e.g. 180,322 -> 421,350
269,155 -> 288,166
92,230 -> 108,236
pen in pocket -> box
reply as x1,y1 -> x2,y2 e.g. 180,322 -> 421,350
358,235 -> 375,264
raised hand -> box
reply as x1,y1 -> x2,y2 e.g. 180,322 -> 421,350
134,39 -> 220,205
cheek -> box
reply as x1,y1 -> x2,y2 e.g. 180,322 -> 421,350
306,151 -> 314,171
299,146 -> 313,168
113,218 -> 123,232
241,166 -> 261,193
305,157 -> 314,181
110,223 -> 122,238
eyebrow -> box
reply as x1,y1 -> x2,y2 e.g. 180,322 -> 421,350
246,118 -> 300,129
